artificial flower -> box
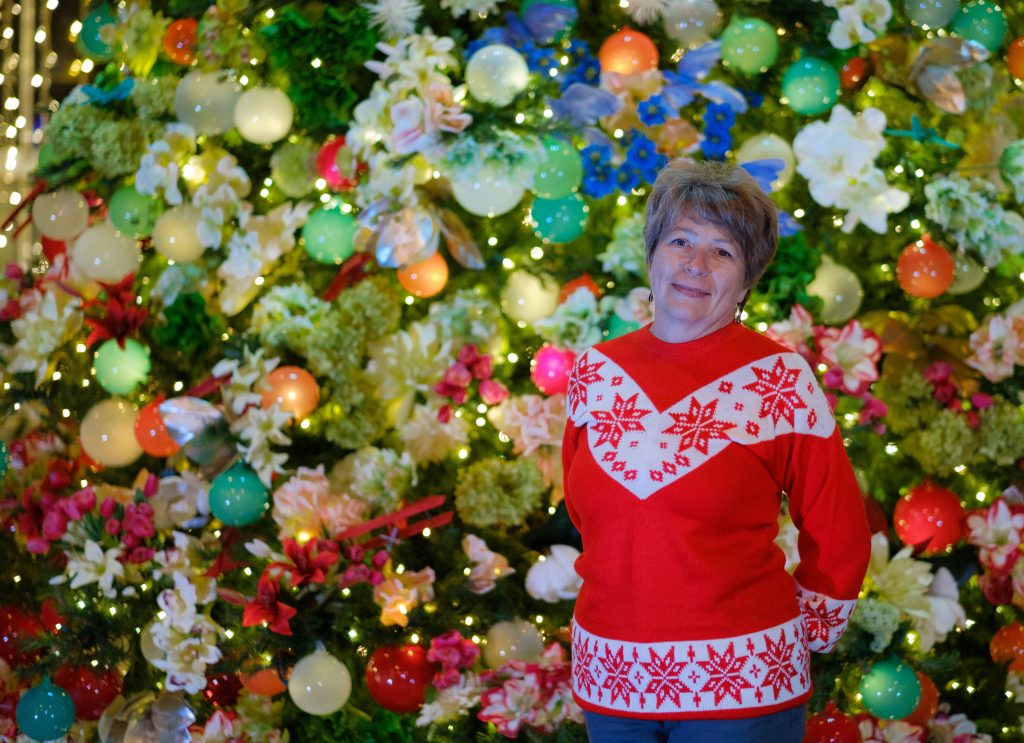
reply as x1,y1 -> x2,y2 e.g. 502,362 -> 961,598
462,534 -> 515,594
525,545 -> 582,602
57,539 -> 124,598
272,465 -> 367,541
817,320 -> 882,394
966,499 -> 1024,574
242,574 -> 298,635
373,564 -> 436,627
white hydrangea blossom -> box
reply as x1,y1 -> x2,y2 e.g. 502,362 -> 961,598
534,287 -> 611,353
134,123 -> 197,205
5,289 -> 82,386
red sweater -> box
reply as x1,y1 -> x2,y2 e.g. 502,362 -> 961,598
562,322 -> 871,719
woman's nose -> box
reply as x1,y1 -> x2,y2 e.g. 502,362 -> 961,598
685,248 -> 710,275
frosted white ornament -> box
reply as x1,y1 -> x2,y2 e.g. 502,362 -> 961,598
807,258 -> 863,324
663,0 -> 722,48
32,189 -> 90,240
500,270 -> 560,324
450,164 -> 526,217
152,205 -> 205,263
174,70 -> 241,136
71,221 -> 140,282
80,398 -> 144,468
465,45 -> 530,106
736,132 -> 796,190
483,619 -> 545,668
234,87 -> 294,145
288,646 -> 352,716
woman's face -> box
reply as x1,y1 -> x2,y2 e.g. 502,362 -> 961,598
648,214 -> 748,342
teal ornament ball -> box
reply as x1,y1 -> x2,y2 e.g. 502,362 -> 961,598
720,17 -> 779,75
79,5 -> 115,59
0,440 -> 8,479
903,0 -> 959,28
94,338 -> 152,396
532,137 -> 583,200
607,314 -> 641,339
859,657 -> 922,720
302,209 -> 357,265
108,186 -> 163,238
782,58 -> 840,115
950,0 -> 1007,53
531,193 -> 588,244
16,676 -> 75,741
209,462 -> 269,526
520,0 -> 578,43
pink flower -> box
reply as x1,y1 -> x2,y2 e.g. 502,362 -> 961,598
817,320 -> 882,395
428,629 -> 480,689
444,363 -> 473,388
457,344 -> 479,367
968,314 -> 1023,382
272,465 -> 366,541
765,305 -> 815,362
100,497 -> 118,518
59,487 -> 96,521
373,565 -> 436,627
858,393 -> 888,428
390,98 -> 431,155
462,535 -> 515,594
123,502 -> 155,539
127,546 -> 155,564
41,509 -> 68,541
472,355 -> 494,380
425,82 -> 472,135
104,518 -> 122,536
923,361 -> 953,384
966,500 -> 1024,574
479,379 -> 509,405
478,679 -> 543,739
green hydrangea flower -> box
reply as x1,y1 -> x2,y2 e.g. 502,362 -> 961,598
130,75 -> 178,120
597,213 -> 647,281
90,120 -> 150,177
1000,139 -> 1024,204
44,104 -> 111,163
454,457 -> 544,528
270,139 -> 318,198
850,597 -> 901,653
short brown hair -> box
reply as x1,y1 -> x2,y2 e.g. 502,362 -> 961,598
643,159 -> 778,289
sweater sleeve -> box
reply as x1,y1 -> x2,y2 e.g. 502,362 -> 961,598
561,420 -> 583,530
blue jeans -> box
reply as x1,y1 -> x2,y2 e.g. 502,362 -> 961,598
582,705 -> 806,742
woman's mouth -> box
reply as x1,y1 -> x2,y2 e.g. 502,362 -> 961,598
671,283 -> 710,298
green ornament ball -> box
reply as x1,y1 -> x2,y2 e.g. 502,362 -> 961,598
0,440 -> 8,479
781,57 -> 840,116
720,17 -> 779,75
607,314 -> 641,339
108,186 -> 163,238
859,657 -> 921,720
950,0 -> 1007,53
79,5 -> 115,59
903,0 -> 958,29
303,209 -> 357,265
94,338 -> 152,396
533,137 -> 583,200
209,462 -> 269,527
16,675 -> 75,742
531,193 -> 589,244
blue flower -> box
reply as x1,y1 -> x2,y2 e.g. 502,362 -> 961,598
568,40 -> 591,62
701,103 -> 735,160
582,143 -> 613,167
528,46 -> 560,74
582,162 -> 616,198
562,56 -> 600,89
779,211 -> 801,237
637,94 -> 674,127
625,131 -> 658,168
701,130 -> 732,160
614,164 -> 641,192
703,102 -> 735,130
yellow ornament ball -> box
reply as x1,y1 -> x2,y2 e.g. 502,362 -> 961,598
80,398 -> 144,468
32,189 -> 90,241
152,205 -> 205,263
71,221 -> 140,283
483,619 -> 545,668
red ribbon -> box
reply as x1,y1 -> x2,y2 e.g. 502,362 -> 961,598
323,253 -> 374,301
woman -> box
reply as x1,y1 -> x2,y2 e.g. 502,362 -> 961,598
562,159 -> 871,742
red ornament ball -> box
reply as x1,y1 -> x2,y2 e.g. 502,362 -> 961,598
316,136 -> 362,191
598,27 -> 659,75
52,664 -> 123,721
896,235 -> 955,298
162,18 -> 198,65
203,672 -> 242,708
41,236 -> 66,261
134,397 -> 180,458
531,344 -> 575,396
804,700 -> 860,743
840,57 -> 868,89
893,481 -> 964,554
1008,37 -> 1024,80
904,671 -> 939,728
364,645 -> 439,714
991,623 -> 1024,672
0,605 -> 43,666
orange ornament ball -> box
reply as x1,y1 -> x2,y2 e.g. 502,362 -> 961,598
1009,37 -> 1024,80
559,274 -> 602,304
134,398 -> 180,458
896,234 -> 955,298
397,252 -> 448,298
598,27 -> 659,75
163,18 -> 198,66
991,623 -> 1024,672
240,668 -> 287,696
840,57 -> 868,89
903,671 -> 939,728
261,366 -> 320,420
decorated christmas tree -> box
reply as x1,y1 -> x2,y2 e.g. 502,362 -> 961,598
2,0 -> 1024,739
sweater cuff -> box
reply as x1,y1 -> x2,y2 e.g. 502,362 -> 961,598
795,583 -> 857,653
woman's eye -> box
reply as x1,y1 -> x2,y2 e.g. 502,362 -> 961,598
718,250 -> 733,258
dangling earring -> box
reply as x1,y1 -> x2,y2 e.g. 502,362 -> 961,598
734,303 -> 743,323
648,291 -> 653,303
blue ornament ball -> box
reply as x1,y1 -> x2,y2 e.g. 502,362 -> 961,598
903,0 -> 958,29
950,0 -> 1007,53
531,193 -> 589,244
16,676 -> 75,742
859,657 -> 922,720
781,57 -> 840,116
209,462 -> 269,527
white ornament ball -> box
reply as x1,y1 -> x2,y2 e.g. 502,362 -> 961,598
465,44 -> 530,106
234,87 -> 294,145
807,258 -> 864,325
525,545 -> 583,603
735,132 -> 796,190
80,398 -> 144,468
500,270 -> 560,324
451,164 -> 526,217
72,221 -> 140,283
483,619 -> 545,669
174,70 -> 241,136
946,254 -> 987,294
152,205 -> 205,263
288,648 -> 352,716
32,189 -> 90,240
663,0 -> 722,48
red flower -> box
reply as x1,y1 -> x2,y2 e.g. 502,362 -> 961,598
479,379 -> 509,405
242,575 -> 298,635
83,274 -> 148,348
272,538 -> 339,588
122,502 -> 155,539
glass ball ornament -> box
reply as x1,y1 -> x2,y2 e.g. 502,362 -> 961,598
735,132 -> 796,189
94,338 -> 152,396
317,136 -> 360,191
500,270 -> 560,324
533,136 -> 583,200
531,345 -> 575,396
782,57 -> 840,115
663,0 -> 722,49
15,676 -> 75,742
465,45 -> 530,106
152,205 -> 205,263
531,193 -> 589,244
135,398 -> 181,458
302,208 -> 357,264
288,646 -> 352,716
52,664 -> 122,721
108,186 -> 163,238
72,221 -> 140,283
896,235 -> 955,298
607,313 -> 642,339
947,254 -> 987,294
364,645 -> 439,714
904,672 -> 939,728
893,481 -> 964,554
208,462 -> 269,527
483,619 -> 545,668
804,700 -> 860,743
79,5 -> 115,59
32,189 -> 89,241
450,164 -> 526,218
950,0 -> 1007,53
241,668 -> 287,697
840,57 -> 869,89
806,258 -> 863,324
261,366 -> 320,420
991,623 -> 1024,671
234,87 -> 294,145
397,251 -> 448,298
0,605 -> 44,666
203,672 -> 243,708
174,70 -> 241,136
163,18 -> 198,65
598,27 -> 659,75
859,657 -> 921,720
904,0 -> 959,29
1009,37 -> 1024,79
720,17 -> 779,75
80,398 -> 144,468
